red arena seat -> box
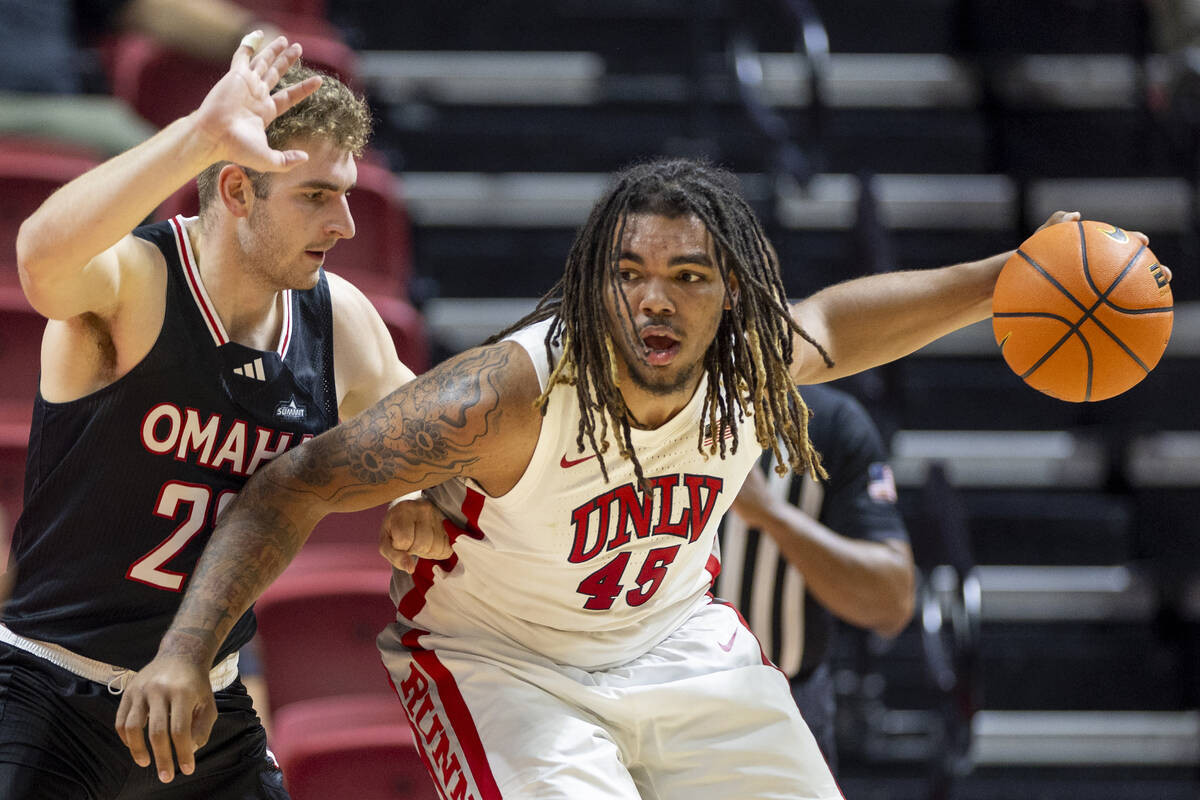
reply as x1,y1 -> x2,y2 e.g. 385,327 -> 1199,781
254,566 -> 396,714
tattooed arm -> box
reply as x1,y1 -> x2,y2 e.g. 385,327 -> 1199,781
114,341 -> 542,782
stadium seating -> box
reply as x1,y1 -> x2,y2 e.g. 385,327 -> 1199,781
271,695 -> 436,800
0,288 -> 41,535
323,158 -> 414,297
104,32 -> 358,131
0,139 -> 101,287
254,565 -> 396,714
236,0 -> 329,21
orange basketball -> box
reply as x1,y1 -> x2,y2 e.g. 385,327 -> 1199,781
992,220 -> 1173,402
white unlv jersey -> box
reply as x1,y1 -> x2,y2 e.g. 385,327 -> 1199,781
392,320 -> 763,669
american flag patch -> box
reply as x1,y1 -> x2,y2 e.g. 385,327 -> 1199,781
702,421 -> 735,449
867,463 -> 897,503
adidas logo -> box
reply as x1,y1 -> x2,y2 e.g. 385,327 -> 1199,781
234,357 -> 266,381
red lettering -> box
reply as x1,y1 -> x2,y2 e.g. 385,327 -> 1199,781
626,544 -> 681,606
651,475 -> 689,538
568,496 -> 608,563
429,725 -> 463,784
447,774 -> 475,800
607,483 -> 654,549
577,551 -> 631,610
411,692 -> 436,729
400,664 -> 430,712
684,475 -> 724,542
421,711 -> 446,745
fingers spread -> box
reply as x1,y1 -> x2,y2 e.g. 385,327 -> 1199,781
231,30 -> 263,68
272,76 -> 323,116
270,149 -> 312,171
250,36 -> 291,79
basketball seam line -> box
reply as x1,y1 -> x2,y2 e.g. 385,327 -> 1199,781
1011,251 -> 1100,397
1081,233 -> 1153,315
1021,236 -> 1156,369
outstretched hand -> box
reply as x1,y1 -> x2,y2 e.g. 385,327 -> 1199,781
191,31 -> 324,174
1034,209 -> 1081,233
114,653 -> 217,783
1034,210 -> 1171,283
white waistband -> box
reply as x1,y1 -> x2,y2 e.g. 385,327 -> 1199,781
0,623 -> 239,695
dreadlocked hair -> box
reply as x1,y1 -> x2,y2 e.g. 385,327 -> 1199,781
488,158 -> 834,488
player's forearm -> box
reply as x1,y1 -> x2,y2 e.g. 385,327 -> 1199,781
756,505 -> 915,636
157,466 -> 322,666
156,359 -> 505,663
16,116 -> 218,287
789,253 -> 1009,384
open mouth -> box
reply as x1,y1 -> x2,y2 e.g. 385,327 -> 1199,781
641,334 -> 680,365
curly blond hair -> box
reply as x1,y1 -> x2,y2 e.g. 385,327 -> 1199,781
196,62 -> 372,213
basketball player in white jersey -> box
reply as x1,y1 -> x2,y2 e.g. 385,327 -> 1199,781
115,158 -> 1101,797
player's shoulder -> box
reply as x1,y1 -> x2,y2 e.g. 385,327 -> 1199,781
325,269 -> 384,337
323,269 -> 366,308
122,217 -> 184,283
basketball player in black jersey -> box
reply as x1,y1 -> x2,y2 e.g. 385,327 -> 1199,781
719,383 -> 915,773
2,34 -> 447,798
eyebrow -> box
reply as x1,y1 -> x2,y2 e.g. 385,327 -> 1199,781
297,180 -> 356,193
618,250 -> 715,267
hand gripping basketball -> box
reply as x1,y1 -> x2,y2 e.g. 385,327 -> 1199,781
992,219 -> 1173,402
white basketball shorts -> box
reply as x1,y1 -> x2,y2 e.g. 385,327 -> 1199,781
377,599 -> 843,800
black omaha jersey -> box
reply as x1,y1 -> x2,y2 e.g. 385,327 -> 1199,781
715,383 -> 907,680
3,217 -> 339,669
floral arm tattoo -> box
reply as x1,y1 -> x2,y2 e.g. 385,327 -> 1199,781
160,344 -> 514,661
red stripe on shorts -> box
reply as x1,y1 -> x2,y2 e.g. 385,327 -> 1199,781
402,646 -> 503,799
385,666 -> 451,800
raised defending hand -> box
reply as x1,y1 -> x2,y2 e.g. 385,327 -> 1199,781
114,652 -> 217,783
190,31 -> 324,174
379,494 -> 455,572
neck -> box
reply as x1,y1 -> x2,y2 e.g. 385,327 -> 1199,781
187,219 -> 285,350
617,370 -> 704,429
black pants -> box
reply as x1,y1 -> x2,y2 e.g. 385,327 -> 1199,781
0,643 -> 288,799
790,662 -> 838,776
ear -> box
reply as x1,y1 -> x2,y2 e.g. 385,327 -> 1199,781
217,164 -> 254,218
724,271 -> 740,311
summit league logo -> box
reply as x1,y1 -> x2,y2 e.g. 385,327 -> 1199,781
275,397 -> 307,420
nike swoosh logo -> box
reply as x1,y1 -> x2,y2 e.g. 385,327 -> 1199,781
560,453 -> 597,468
1100,225 -> 1129,243
718,631 -> 737,652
